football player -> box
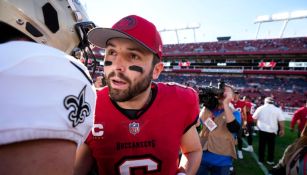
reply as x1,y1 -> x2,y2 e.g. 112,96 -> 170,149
0,0 -> 96,174
74,15 -> 202,175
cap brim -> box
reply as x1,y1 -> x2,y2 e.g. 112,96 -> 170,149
87,27 -> 156,56
87,27 -> 131,48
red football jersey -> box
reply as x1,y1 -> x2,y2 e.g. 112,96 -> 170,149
291,106 -> 307,132
86,82 -> 199,175
245,101 -> 254,123
232,100 -> 246,113
232,100 -> 246,120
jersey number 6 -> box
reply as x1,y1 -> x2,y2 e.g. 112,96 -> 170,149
116,155 -> 162,175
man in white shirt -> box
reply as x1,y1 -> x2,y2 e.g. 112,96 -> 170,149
253,97 -> 285,165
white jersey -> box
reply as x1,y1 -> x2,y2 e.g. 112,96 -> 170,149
0,41 -> 96,146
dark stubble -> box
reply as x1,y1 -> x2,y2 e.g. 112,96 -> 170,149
106,68 -> 153,102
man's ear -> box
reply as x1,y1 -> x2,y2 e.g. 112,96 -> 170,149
152,62 -> 164,80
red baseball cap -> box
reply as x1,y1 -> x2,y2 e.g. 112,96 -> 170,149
87,15 -> 163,59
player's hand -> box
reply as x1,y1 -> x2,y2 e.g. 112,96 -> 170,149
279,129 -> 285,137
242,123 -> 247,129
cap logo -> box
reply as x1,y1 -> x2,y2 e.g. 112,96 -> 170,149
113,16 -> 137,31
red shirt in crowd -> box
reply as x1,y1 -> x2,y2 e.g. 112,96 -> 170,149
232,100 -> 246,121
245,101 -> 255,123
291,106 -> 307,132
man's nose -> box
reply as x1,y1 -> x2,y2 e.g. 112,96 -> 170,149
112,56 -> 126,72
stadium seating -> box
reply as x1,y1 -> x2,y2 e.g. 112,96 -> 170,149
87,37 -> 307,109
157,74 -> 307,108
163,37 -> 307,54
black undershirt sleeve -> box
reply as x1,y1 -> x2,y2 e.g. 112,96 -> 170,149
226,119 -> 240,133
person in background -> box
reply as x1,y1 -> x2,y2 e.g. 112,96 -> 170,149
0,0 -> 96,175
94,75 -> 106,90
290,100 -> 307,138
74,15 -> 202,175
242,95 -> 256,152
253,97 -> 285,165
197,85 -> 241,175
231,90 -> 247,159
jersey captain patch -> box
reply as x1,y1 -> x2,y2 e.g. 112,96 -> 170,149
64,85 -> 91,127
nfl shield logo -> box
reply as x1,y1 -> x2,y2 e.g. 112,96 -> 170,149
129,122 -> 140,135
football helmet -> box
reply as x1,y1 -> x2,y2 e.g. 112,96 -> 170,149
0,0 -> 95,54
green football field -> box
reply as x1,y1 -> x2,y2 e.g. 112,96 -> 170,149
233,121 -> 298,175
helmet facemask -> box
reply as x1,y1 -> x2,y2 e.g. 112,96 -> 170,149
0,0 -> 98,75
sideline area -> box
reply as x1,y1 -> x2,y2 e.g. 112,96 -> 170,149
242,139 -> 270,175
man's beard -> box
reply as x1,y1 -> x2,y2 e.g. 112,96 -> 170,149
106,70 -> 153,102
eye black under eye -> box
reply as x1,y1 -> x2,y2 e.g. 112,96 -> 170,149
104,61 -> 112,66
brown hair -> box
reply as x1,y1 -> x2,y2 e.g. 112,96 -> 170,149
283,123 -> 307,164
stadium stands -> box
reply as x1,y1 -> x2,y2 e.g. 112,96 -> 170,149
156,73 -> 307,108
88,37 -> 307,108
163,37 -> 307,54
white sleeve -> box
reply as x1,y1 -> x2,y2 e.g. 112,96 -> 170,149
252,108 -> 260,120
0,42 -> 97,146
